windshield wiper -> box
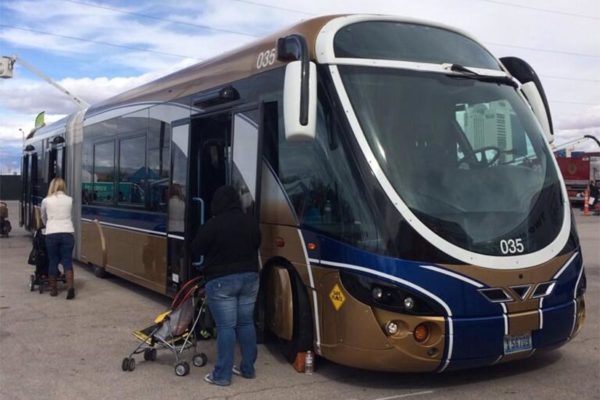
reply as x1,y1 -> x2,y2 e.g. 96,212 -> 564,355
446,63 -> 518,88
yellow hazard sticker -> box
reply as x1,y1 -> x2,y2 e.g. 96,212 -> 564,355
329,283 -> 346,311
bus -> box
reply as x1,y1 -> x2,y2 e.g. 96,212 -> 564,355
21,14 -> 586,372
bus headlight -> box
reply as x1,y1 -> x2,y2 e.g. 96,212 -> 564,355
372,286 -> 384,301
385,321 -> 399,335
340,272 -> 444,315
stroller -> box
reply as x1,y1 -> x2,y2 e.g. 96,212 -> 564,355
0,202 -> 11,237
28,229 -> 66,293
122,276 -> 211,376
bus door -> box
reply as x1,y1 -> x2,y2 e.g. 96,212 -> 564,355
188,109 -> 263,249
20,154 -> 29,227
186,113 -> 231,279
167,119 -> 192,295
48,140 -> 65,181
230,109 -> 262,218
23,152 -> 37,230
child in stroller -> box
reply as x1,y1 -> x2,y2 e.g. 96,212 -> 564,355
0,201 -> 11,237
122,276 -> 211,376
28,229 -> 66,293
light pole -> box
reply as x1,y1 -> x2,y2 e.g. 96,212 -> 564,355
18,128 -> 24,148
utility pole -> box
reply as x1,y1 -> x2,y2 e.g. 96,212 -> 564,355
0,55 -> 89,109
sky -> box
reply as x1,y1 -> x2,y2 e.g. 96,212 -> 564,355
0,0 -> 599,174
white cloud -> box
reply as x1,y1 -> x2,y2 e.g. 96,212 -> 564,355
0,0 -> 599,174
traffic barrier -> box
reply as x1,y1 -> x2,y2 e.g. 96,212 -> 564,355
583,188 -> 590,216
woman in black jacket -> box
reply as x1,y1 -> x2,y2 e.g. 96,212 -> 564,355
192,185 -> 261,386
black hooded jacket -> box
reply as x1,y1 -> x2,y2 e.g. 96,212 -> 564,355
192,185 -> 261,281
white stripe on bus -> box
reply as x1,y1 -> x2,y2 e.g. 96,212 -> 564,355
299,234 -> 322,354
553,252 -> 579,279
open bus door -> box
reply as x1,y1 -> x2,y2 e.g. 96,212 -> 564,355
166,107 -> 263,295
21,151 -> 37,230
48,137 -> 66,181
20,154 -> 28,227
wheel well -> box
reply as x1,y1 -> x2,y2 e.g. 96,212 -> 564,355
260,258 -> 314,358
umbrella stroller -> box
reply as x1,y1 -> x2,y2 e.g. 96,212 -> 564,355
28,229 -> 66,293
122,276 -> 210,376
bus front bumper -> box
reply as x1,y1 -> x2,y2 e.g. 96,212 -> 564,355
317,291 -> 584,372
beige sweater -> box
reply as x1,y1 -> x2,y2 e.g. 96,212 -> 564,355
41,192 -> 74,234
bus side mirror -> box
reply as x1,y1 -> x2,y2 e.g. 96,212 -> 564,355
500,56 -> 554,143
283,60 -> 317,141
277,34 -> 316,141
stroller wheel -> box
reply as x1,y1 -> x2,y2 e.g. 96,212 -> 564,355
143,348 -> 157,362
193,353 -> 208,367
121,357 -> 129,371
29,275 -> 35,292
122,357 -> 135,372
174,361 -> 190,376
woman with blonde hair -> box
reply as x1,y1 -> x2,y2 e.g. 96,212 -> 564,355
41,177 -> 76,299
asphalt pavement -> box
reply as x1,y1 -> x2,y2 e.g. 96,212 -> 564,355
1,200 -> 598,400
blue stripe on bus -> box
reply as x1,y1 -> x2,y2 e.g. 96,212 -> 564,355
534,301 -> 575,348
308,230 -> 500,317
451,315 -> 505,358
82,205 -> 167,233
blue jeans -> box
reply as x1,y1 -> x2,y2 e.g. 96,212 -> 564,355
205,272 -> 259,384
45,233 -> 74,277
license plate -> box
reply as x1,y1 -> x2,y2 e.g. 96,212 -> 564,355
503,333 -> 532,354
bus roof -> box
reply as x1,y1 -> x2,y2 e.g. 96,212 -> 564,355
80,13 -> 487,118
86,15 -> 341,117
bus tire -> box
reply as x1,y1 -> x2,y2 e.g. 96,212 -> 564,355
264,264 -> 314,364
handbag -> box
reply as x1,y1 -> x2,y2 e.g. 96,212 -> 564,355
27,245 -> 38,265
28,230 -> 48,266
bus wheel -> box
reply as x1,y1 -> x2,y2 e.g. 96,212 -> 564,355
265,264 -> 313,364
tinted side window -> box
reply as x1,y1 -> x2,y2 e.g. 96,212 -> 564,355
334,21 -> 500,70
118,135 -> 146,206
278,99 -> 382,252
147,119 -> 170,212
93,141 -> 115,203
31,153 -> 39,198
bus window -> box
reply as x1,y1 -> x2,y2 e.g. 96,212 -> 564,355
56,147 -> 65,179
232,111 -> 260,215
456,100 -> 536,167
93,141 -> 115,203
31,152 -> 39,197
118,135 -> 146,207
20,154 -> 29,226
278,100 -> 382,252
147,119 -> 170,212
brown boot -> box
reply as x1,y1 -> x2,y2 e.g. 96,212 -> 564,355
49,277 -> 58,297
65,271 -> 75,300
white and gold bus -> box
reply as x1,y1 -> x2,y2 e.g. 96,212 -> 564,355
21,15 -> 586,372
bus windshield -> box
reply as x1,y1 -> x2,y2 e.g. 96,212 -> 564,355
338,66 -> 564,257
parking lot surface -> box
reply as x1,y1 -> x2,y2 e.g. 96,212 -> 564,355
1,201 -> 598,400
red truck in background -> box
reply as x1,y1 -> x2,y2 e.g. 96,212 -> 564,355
556,154 -> 600,204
